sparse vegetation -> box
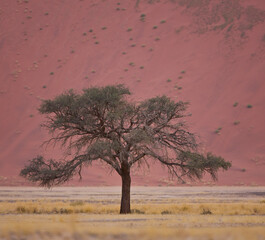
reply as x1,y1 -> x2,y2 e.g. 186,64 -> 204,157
155,37 -> 160,41
160,20 -> 166,24
91,70 -> 96,73
50,72 -> 54,75
233,102 -> 238,107
1,200 -> 264,215
122,52 -> 126,55
140,13 -> 146,22
140,66 -> 144,69
127,28 -> 132,32
247,104 -> 253,108
124,68 -> 128,72
215,127 -> 222,134
201,208 -> 212,215
42,85 -> 47,89
129,62 -> 134,66
95,41 -> 99,44
102,26 -> 107,30
153,25 -> 158,29
167,79 -> 172,82
131,44 -> 136,47
141,44 -> 146,47
233,121 -> 240,125
178,76 -> 183,79
89,29 -> 93,32
181,70 -> 186,74
175,26 -> 184,34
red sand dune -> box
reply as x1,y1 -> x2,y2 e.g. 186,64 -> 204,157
0,0 -> 265,186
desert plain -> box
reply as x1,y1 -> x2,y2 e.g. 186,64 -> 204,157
0,186 -> 265,240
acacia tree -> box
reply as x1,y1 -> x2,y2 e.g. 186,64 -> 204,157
20,85 -> 231,214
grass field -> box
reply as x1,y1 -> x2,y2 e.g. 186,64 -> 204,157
0,187 -> 265,239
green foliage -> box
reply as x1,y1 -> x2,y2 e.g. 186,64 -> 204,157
215,127 -> 222,134
178,152 -> 231,181
233,102 -> 238,107
140,14 -> 146,22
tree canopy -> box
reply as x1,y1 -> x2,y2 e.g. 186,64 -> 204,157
21,85 -> 231,213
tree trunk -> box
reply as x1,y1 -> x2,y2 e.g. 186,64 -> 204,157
120,166 -> 131,214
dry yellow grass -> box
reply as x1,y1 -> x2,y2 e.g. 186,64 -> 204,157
0,200 -> 264,215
